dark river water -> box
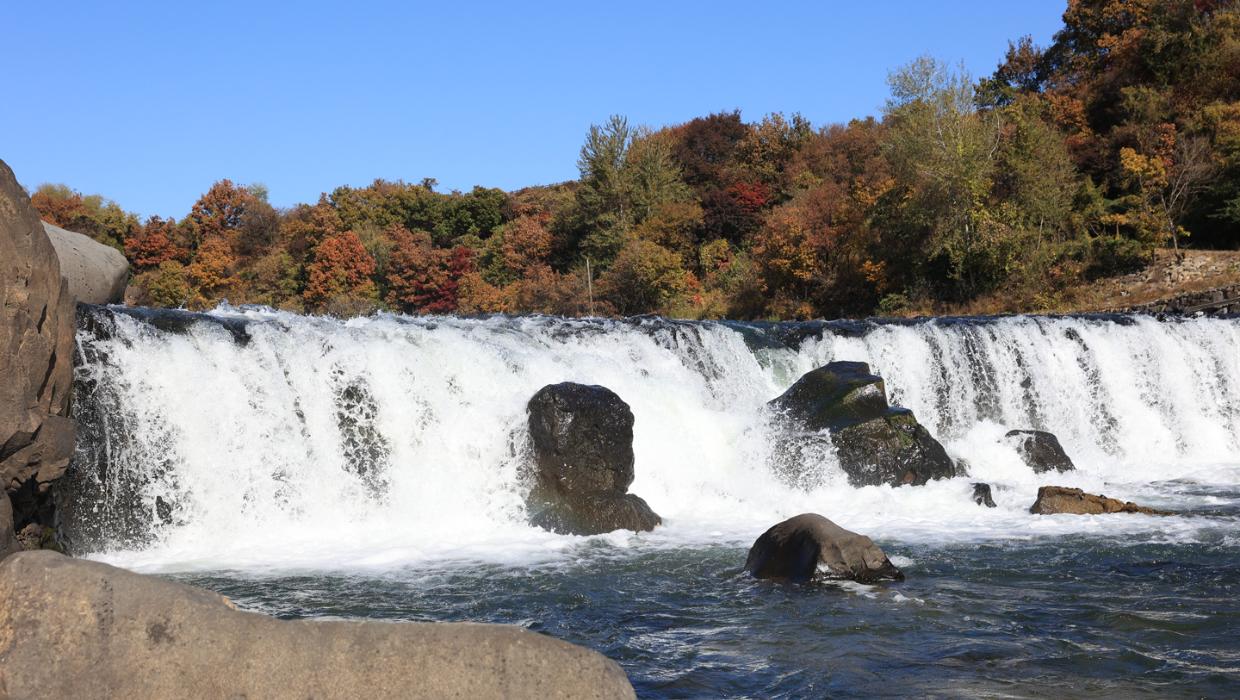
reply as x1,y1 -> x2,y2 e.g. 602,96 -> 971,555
172,520 -> 1240,698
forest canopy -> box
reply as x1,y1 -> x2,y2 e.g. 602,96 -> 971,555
31,0 -> 1240,319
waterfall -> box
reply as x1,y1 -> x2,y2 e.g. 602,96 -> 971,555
62,306 -> 1240,571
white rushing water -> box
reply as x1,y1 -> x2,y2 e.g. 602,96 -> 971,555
67,308 -> 1240,573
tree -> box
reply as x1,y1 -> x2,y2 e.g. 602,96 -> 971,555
186,179 -> 254,251
29,183 -> 140,251
597,238 -> 690,315
385,227 -> 475,314
126,216 -> 186,269
1120,128 -> 1218,257
303,231 -> 378,311
884,56 -> 1006,298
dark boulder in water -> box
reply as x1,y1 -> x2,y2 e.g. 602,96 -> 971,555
769,362 -> 956,487
744,513 -> 903,584
1029,486 -> 1172,515
524,383 -> 661,535
973,482 -> 997,508
1005,430 -> 1075,473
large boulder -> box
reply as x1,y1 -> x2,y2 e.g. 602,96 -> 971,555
43,221 -> 129,304
1029,486 -> 1172,515
524,383 -> 661,535
0,160 -> 77,533
0,551 -> 636,699
769,361 -> 955,487
1005,430 -> 1075,473
744,513 -> 903,584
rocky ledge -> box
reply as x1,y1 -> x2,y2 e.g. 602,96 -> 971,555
0,551 -> 636,699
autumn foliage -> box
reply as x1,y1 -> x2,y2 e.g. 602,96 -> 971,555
32,0 -> 1240,319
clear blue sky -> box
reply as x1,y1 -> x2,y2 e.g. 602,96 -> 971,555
1,1 -> 1066,219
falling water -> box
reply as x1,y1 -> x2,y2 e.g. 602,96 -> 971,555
61,306 -> 1240,571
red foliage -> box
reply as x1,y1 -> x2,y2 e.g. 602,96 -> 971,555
126,216 -> 186,269
385,227 -> 476,314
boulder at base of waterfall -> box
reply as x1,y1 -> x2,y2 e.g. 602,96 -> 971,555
0,551 -> 636,699
768,361 -> 956,487
744,513 -> 903,584
973,482 -> 997,508
1029,486 -> 1172,515
524,383 -> 661,535
1005,430 -> 1076,473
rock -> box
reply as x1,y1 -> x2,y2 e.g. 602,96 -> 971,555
744,513 -> 903,584
769,362 -> 956,487
1005,430 -> 1076,473
0,159 -> 77,529
0,551 -> 637,699
524,383 -> 661,535
0,491 -> 18,560
972,482 -> 996,508
43,221 -> 129,304
1029,486 -> 1172,515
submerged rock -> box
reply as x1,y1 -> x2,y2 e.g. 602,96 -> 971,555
1005,430 -> 1075,473
744,513 -> 903,584
524,383 -> 661,535
768,361 -> 955,487
1029,486 -> 1171,515
972,482 -> 997,508
0,551 -> 636,699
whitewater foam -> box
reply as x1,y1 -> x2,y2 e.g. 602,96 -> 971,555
66,308 -> 1240,573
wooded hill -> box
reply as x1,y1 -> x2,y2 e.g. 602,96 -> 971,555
30,0 -> 1240,319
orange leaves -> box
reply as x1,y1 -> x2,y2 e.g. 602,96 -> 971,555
303,231 -> 378,311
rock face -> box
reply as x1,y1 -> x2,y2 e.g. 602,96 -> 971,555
0,492 -> 18,560
972,482 -> 997,508
769,361 -> 955,487
744,513 -> 903,584
525,383 -> 661,535
0,551 -> 636,699
1029,486 -> 1171,515
1005,430 -> 1076,473
43,221 -> 129,304
0,159 -> 77,535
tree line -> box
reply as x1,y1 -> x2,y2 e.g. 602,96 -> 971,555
31,0 -> 1240,319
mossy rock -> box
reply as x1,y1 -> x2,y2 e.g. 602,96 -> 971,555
769,362 -> 956,488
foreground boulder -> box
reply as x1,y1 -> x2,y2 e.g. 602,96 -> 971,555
769,361 -> 955,487
524,383 -> 661,535
0,551 -> 636,699
42,221 -> 129,304
0,159 -> 77,536
1029,486 -> 1172,515
1005,430 -> 1075,473
744,513 -> 903,584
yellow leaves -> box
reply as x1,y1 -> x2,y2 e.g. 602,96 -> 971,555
860,259 -> 889,293
1119,146 -> 1168,186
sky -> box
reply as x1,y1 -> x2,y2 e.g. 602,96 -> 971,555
2,1 -> 1066,219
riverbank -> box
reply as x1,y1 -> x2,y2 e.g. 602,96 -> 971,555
904,249 -> 1240,318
